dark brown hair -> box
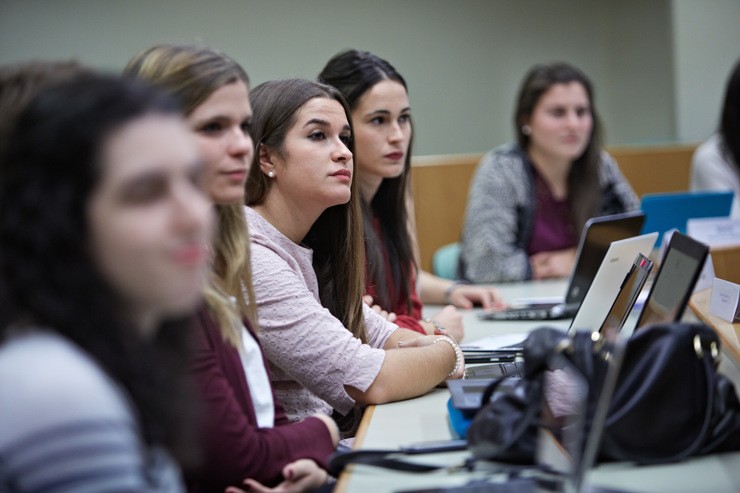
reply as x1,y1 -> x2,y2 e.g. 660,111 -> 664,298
246,78 -> 368,343
514,62 -> 602,238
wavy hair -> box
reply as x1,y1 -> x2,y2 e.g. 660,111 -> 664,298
319,50 -> 416,313
0,74 -> 199,467
125,44 -> 256,346
246,78 -> 368,343
514,62 -> 602,238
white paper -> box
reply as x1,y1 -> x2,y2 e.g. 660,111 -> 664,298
460,332 -> 528,350
687,217 -> 740,248
709,278 -> 740,322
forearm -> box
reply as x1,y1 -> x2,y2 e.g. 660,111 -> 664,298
419,269 -> 453,304
347,339 -> 458,405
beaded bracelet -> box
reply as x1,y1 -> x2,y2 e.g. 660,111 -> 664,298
433,335 -> 463,377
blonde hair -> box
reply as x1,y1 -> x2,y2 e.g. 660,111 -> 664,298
125,44 -> 256,347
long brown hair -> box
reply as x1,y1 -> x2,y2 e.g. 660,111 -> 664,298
246,78 -> 368,343
514,62 -> 602,238
125,44 -> 256,346
319,49 -> 416,313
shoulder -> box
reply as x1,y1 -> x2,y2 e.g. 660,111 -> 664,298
693,134 -> 727,164
0,331 -> 134,445
479,143 -> 527,169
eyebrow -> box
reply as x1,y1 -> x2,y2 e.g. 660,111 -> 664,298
304,118 -> 351,132
365,107 -> 412,117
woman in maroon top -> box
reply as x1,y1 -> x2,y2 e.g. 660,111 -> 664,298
319,50 -> 504,341
460,63 -> 639,283
126,44 -> 338,493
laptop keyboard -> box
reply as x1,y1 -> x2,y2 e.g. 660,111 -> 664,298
479,304 -> 574,321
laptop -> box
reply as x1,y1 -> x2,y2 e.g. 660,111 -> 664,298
480,211 -> 645,321
633,231 -> 709,329
568,233 -> 657,331
459,251 -> 653,384
409,330 -> 633,493
640,190 -> 733,245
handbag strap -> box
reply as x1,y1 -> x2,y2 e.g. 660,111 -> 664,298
643,349 -> 716,464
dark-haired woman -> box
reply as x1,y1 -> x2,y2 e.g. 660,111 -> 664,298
460,62 -> 638,283
691,58 -> 740,217
319,50 -> 504,341
246,78 -> 465,437
0,75 -> 212,491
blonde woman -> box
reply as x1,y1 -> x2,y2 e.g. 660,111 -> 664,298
126,45 -> 337,492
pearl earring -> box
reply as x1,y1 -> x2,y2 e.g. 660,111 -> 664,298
521,125 -> 532,136
267,171 -> 275,178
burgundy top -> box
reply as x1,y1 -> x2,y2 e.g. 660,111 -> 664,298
527,167 -> 577,256
364,217 -> 425,334
188,307 -> 335,492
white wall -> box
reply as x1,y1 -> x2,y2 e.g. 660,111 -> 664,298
671,0 -> 740,143
0,0 -> 734,155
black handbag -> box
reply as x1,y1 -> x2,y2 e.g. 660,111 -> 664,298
467,323 -> 740,464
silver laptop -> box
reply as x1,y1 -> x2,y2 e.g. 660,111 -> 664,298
462,250 -> 653,382
480,211 -> 645,321
568,233 -> 657,332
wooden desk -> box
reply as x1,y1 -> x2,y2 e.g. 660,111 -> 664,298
689,288 -> 740,364
337,281 -> 740,493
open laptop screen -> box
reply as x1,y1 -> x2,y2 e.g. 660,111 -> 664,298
635,232 -> 709,328
564,211 -> 645,306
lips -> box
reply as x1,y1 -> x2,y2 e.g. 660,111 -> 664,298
172,243 -> 209,267
385,152 -> 404,161
331,169 -> 352,181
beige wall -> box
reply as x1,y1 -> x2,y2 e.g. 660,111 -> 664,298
0,0 -> 735,155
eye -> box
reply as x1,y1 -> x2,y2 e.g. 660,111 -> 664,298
199,121 -> 223,134
369,116 -> 386,125
549,108 -> 565,117
308,130 -> 326,141
399,114 -> 411,124
339,133 -> 352,146
576,107 -> 590,118
123,178 -> 167,204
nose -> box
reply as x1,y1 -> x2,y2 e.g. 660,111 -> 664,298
333,138 -> 352,163
388,121 -> 404,143
229,126 -> 254,161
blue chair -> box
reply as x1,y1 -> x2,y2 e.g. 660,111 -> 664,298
433,242 -> 461,280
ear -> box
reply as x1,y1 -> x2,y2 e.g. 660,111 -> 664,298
258,143 -> 277,176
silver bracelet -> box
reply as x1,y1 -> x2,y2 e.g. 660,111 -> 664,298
444,280 -> 471,305
433,335 -> 463,377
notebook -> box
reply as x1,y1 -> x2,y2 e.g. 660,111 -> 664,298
568,233 -> 657,331
479,211 -> 645,322
640,190 -> 733,245
413,329 -> 633,493
634,231 -> 709,329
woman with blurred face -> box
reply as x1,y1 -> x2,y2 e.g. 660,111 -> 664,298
460,62 -> 639,283
126,45 -> 338,492
0,74 -> 212,491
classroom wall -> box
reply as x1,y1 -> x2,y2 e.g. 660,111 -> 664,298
671,0 -> 740,143
2,0 -> 734,156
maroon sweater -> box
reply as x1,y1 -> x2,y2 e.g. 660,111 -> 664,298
189,308 -> 335,492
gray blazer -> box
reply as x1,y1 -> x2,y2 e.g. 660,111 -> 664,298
459,143 -> 639,283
